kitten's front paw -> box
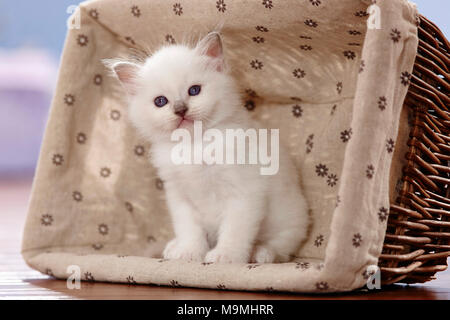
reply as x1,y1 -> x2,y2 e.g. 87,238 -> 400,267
251,245 -> 275,263
163,238 -> 208,262
204,247 -> 249,264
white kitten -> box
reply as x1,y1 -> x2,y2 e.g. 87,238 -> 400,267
106,32 -> 309,263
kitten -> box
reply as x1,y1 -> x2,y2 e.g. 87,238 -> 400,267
105,32 -> 309,263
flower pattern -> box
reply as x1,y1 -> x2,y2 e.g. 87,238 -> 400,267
335,195 -> 341,208
100,167 -> 111,178
94,74 -> 102,85
306,134 -> 314,154
309,0 -> 321,6
131,5 -> 141,17
98,223 -> 109,235
390,28 -> 401,42
165,34 -> 176,44
134,145 -> 145,156
336,82 -> 343,94
52,154 -> 64,166
295,262 -> 310,270
256,25 -> 269,32
315,164 -> 328,177
155,178 -> 164,190
72,191 -> 83,202
359,59 -> 365,73
316,281 -> 329,290
84,272 -> 95,282
173,3 -> 183,16
127,276 -> 137,284
340,128 -> 352,142
217,284 -> 226,290
304,19 -> 318,28
352,233 -> 363,247
378,207 -> 389,222
250,59 -> 263,70
355,10 -> 369,17
216,0 -> 226,12
378,96 -> 387,110
170,280 -> 181,287
77,35 -> 88,47
300,44 -> 312,51
252,36 -> 265,44
366,165 -> 375,179
327,174 -> 338,187
292,105 -> 303,118
41,214 -> 53,226
262,0 -> 273,9
110,110 -> 121,121
386,138 -> 395,153
64,94 -> 75,106
76,132 -> 87,144
348,30 -> 362,35
314,234 -> 324,247
400,71 -> 411,86
89,9 -> 99,19
293,68 -> 306,79
343,50 -> 356,60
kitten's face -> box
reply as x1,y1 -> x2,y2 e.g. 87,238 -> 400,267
108,33 -> 239,141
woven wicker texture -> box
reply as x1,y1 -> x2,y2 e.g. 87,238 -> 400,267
380,15 -> 450,285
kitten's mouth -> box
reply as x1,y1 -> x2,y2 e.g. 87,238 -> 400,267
176,117 -> 194,129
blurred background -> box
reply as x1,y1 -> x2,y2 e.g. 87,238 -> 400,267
0,0 -> 84,178
0,0 -> 448,179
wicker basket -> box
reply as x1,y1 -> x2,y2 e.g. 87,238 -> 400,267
380,15 -> 450,285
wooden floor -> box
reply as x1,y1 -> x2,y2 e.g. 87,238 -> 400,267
1,178 -> 449,300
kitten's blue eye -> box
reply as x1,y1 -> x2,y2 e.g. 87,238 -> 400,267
154,96 -> 168,107
188,85 -> 201,96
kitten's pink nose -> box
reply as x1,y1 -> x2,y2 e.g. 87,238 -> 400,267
174,101 -> 188,118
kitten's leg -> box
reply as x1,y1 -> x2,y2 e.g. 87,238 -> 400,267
204,198 -> 263,264
163,189 -> 209,262
252,190 -> 309,263
251,229 -> 302,263
251,245 -> 276,263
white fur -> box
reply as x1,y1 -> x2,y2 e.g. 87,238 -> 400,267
107,33 -> 309,263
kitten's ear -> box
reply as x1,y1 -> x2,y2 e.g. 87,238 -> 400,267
103,59 -> 141,95
196,32 -> 224,71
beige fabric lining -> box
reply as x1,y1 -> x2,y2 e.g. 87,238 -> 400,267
22,0 -> 418,292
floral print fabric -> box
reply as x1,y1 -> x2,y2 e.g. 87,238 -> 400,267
21,0 -> 419,293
